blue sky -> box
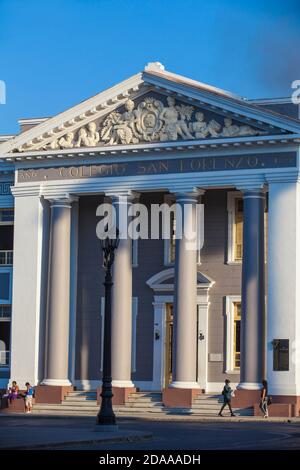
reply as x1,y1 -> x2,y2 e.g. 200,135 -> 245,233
0,0 -> 299,134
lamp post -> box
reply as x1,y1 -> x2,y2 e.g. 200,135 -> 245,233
96,227 -> 119,430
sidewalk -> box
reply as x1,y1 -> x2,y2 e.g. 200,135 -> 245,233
0,415 -> 152,450
1,410 -> 300,423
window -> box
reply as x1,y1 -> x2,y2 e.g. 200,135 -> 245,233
233,302 -> 241,369
0,209 -> 14,266
225,295 -> 241,373
0,209 -> 14,224
227,191 -> 268,264
0,270 -> 12,303
0,305 -> 11,367
227,192 -> 243,264
234,199 -> 243,261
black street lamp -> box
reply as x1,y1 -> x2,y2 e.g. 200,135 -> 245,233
96,227 -> 119,429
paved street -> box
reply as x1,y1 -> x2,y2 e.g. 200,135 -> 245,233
1,415 -> 300,450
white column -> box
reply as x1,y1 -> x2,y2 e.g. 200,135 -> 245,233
170,191 -> 201,389
267,181 -> 300,396
110,193 -> 135,388
9,194 -> 45,388
42,197 -> 76,386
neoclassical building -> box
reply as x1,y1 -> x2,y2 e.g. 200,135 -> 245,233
1,63 -> 300,415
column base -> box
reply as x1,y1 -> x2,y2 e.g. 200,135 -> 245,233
97,386 -> 136,406
163,387 -> 200,408
41,378 -> 72,387
34,385 -> 73,404
254,395 -> 300,417
237,382 -> 262,390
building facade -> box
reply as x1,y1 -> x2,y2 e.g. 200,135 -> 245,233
1,63 -> 300,413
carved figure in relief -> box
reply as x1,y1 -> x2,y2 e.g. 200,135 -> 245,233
86,122 -> 100,146
59,132 -> 74,149
221,117 -> 263,137
114,99 -> 140,145
205,119 -> 222,137
75,127 -> 90,147
47,139 -> 60,150
160,97 -> 194,141
101,99 -> 140,145
238,124 -> 264,136
221,117 -> 241,137
189,112 -> 207,138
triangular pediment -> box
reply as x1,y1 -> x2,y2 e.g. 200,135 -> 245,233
1,63 -> 300,157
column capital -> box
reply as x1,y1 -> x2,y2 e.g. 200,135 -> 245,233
236,184 -> 266,194
106,190 -> 140,204
172,188 -> 205,203
44,194 -> 78,208
239,188 -> 267,200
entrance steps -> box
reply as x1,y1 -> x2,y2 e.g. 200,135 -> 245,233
32,391 -> 253,416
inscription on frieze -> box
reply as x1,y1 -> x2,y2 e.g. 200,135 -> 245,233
17,152 -> 296,183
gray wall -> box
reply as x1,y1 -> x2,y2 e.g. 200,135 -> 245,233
75,190 -> 243,384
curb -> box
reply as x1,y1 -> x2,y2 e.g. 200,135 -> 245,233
1,411 -> 298,423
0,431 -> 153,450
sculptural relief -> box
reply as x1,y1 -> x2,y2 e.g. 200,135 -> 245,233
40,96 -> 266,151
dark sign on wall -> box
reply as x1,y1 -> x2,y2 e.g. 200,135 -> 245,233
17,152 -> 296,183
273,339 -> 289,371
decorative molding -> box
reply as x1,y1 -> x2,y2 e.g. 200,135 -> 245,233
146,267 -> 215,292
0,182 -> 13,196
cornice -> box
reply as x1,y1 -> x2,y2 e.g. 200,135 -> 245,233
2,133 -> 299,163
10,166 -> 300,199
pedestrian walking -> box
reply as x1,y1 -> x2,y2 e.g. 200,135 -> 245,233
218,379 -> 235,417
260,379 -> 269,418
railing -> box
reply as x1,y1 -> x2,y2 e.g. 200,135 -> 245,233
0,350 -> 10,366
0,250 -> 13,265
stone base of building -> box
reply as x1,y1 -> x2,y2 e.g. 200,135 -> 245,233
231,388 -> 261,408
97,386 -> 136,406
163,387 -> 200,408
34,385 -> 73,404
253,395 -> 300,417
232,389 -> 300,417
1,395 -> 31,413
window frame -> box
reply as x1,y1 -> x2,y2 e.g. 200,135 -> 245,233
0,267 -> 13,304
225,295 -> 241,374
227,191 -> 243,265
0,305 -> 11,369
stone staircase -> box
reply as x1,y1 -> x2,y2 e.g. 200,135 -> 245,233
32,390 -> 253,416
191,394 -> 253,416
